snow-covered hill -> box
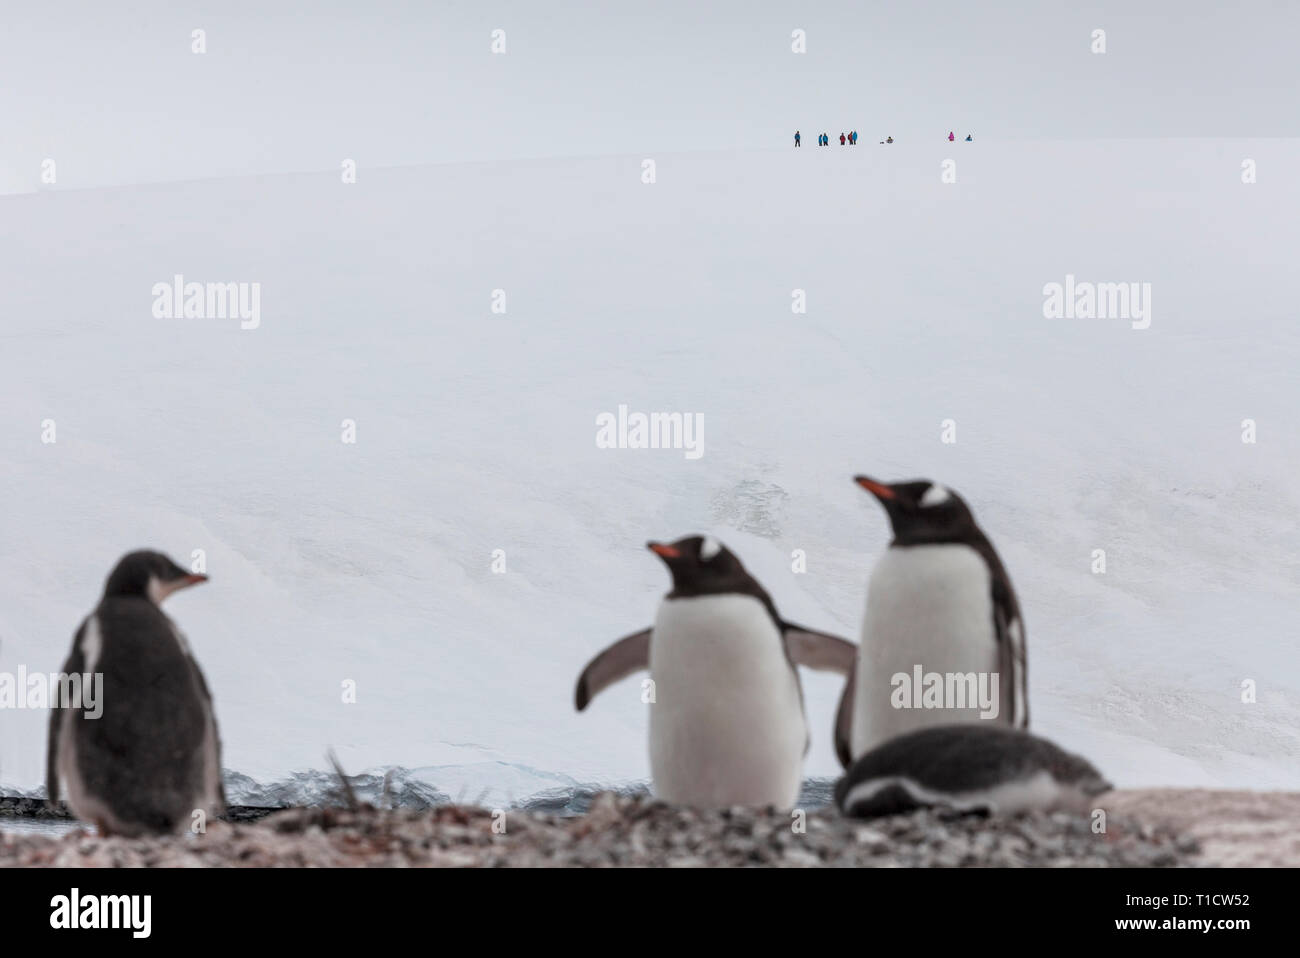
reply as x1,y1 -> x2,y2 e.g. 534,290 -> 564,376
1,139 -> 1297,799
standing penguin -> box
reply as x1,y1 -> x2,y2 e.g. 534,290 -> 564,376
575,535 -> 856,808
47,550 -> 224,836
834,478 -> 1028,766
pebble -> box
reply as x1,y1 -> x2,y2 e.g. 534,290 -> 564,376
0,794 -> 1202,868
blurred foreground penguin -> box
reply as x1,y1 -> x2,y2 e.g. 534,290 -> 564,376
575,535 -> 856,807
834,477 -> 1028,766
47,550 -> 224,836
835,725 -> 1110,818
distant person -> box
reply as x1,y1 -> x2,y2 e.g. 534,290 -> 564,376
794,130 -> 801,147
965,134 -> 973,141
840,133 -> 846,145
948,131 -> 955,142
886,135 -> 894,143
851,131 -> 858,144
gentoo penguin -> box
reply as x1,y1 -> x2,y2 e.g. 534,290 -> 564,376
835,725 -> 1110,818
834,477 -> 1028,766
46,550 -> 225,836
575,535 -> 856,808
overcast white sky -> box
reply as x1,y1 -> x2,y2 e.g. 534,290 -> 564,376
2,0 -> 1297,190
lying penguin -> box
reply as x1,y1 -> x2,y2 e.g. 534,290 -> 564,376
47,550 -> 225,836
835,724 -> 1111,818
575,535 -> 856,808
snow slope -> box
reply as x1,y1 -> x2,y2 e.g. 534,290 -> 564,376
1,139 -> 1297,799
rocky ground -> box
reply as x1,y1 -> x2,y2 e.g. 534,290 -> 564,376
0,790 -> 1220,867
1106,789 -> 1300,868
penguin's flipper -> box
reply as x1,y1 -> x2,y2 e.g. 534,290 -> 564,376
780,625 -> 856,674
45,705 -> 61,805
46,623 -> 88,807
574,628 -> 652,711
995,603 -> 1028,728
832,670 -> 856,769
781,625 -> 858,768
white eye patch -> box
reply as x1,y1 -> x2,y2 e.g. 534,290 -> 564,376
699,535 -> 722,561
919,484 -> 951,507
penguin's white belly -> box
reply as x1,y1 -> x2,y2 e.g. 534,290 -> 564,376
852,545 -> 999,757
648,595 -> 806,808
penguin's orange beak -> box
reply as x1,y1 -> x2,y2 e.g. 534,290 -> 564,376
854,476 -> 896,500
647,542 -> 681,559
153,573 -> 208,603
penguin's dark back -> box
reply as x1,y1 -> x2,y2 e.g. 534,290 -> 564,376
75,597 -> 210,828
838,725 -> 1085,795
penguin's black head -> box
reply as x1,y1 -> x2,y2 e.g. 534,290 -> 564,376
104,550 -> 208,604
646,535 -> 755,597
854,476 -> 978,545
